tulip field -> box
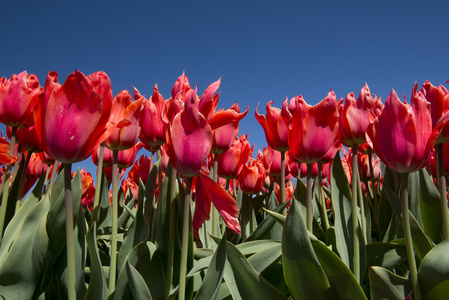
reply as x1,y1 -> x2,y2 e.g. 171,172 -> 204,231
0,70 -> 449,300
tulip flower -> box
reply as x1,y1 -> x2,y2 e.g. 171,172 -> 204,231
238,156 -> 265,194
103,90 -> 144,151
255,99 -> 290,151
211,102 -> 248,154
0,71 -> 43,129
288,90 -> 339,164
16,125 -> 43,153
137,85 -> 167,149
128,154 -> 153,185
0,137 -> 19,165
34,70 -> 113,163
192,172 -> 241,240
217,134 -> 252,180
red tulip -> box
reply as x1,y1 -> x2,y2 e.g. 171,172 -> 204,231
0,71 -> 43,128
103,90 -> 144,150
16,125 -> 43,153
260,146 -> 287,178
420,80 -> 449,143
166,81 -> 218,177
93,142 -> 143,169
217,134 -> 252,179
211,102 -> 248,154
238,156 -> 265,194
137,85 -> 167,149
339,83 -> 378,147
366,87 -> 445,173
75,168 -> 95,209
128,154 -> 152,185
27,152 -> 52,178
34,70 -> 113,163
288,90 -> 339,164
0,137 -> 19,165
255,99 -> 290,151
192,172 -> 241,240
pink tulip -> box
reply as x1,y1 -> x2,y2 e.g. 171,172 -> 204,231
34,70 -> 113,163
366,87 -> 445,173
0,71 -> 43,128
420,80 -> 449,143
238,156 -> 265,194
289,90 -> 339,164
217,134 -> 252,179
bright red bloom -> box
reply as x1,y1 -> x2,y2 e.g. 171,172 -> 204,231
103,90 -> 144,150
238,156 -> 265,194
34,70 -> 113,163
255,99 -> 290,151
288,90 -> 339,164
0,137 -> 19,165
211,102 -> 248,154
93,142 -> 143,169
166,80 -> 218,177
0,71 -> 43,128
128,154 -> 153,185
74,168 -> 95,209
338,83 -> 377,147
137,85 -> 167,149
420,80 -> 449,143
366,87 -> 445,173
27,152 -> 53,178
192,172 -> 241,240
261,145 -> 289,178
276,181 -> 294,204
217,134 -> 252,180
16,125 -> 43,153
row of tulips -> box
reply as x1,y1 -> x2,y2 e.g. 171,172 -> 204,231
0,69 -> 448,299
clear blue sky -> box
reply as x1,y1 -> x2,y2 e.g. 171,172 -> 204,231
1,0 -> 448,177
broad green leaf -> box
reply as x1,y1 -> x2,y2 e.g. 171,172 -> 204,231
366,241 -> 407,269
282,198 -> 330,299
331,153 -> 367,278
0,196 -> 49,299
96,173 -> 113,233
369,266 -> 412,300
311,238 -> 367,300
126,262 -> 153,300
245,201 -> 289,242
418,239 -> 449,299
418,169 -> 444,244
194,232 -> 227,300
247,244 -> 282,273
226,240 -> 287,300
236,240 -> 281,256
378,168 -> 395,241
85,223 -> 108,300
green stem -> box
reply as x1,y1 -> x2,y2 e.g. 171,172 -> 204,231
0,165 -> 12,239
42,162 -> 51,194
317,163 -> 329,232
306,163 -> 313,232
351,145 -> 360,283
9,127 -> 18,183
64,163 -> 76,300
401,173 -> 422,300
108,150 -> 119,294
48,160 -> 59,195
166,165 -> 177,299
357,173 -> 367,244
280,151 -> 286,215
179,176 -> 193,300
436,143 -> 449,240
15,151 -> 32,212
92,145 -> 104,222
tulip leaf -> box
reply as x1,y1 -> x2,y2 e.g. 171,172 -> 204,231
247,244 -> 282,273
378,168 -> 395,241
194,232 -> 227,300
96,172 -> 113,233
236,240 -> 281,256
282,198 -> 330,299
418,239 -> 449,299
0,194 -> 50,299
331,153 -> 367,277
417,169 -> 444,244
225,239 -> 287,299
366,241 -> 407,269
369,266 -> 412,300
245,200 -> 289,242
126,262 -> 153,300
384,184 -> 433,261
85,222 -> 108,300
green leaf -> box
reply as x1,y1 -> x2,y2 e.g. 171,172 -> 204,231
311,238 -> 367,300
418,239 -> 449,299
85,223 -> 108,300
226,240 -> 287,300
378,168 -> 395,241
236,240 -> 281,256
245,200 -> 289,241
366,241 -> 407,269
418,169 -> 444,244
194,232 -> 227,300
247,244 -> 282,273
282,199 -> 330,299
126,262 -> 153,300
369,266 -> 412,300
96,173 -> 113,233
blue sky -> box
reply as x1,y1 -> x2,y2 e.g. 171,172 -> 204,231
1,0 -> 448,177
